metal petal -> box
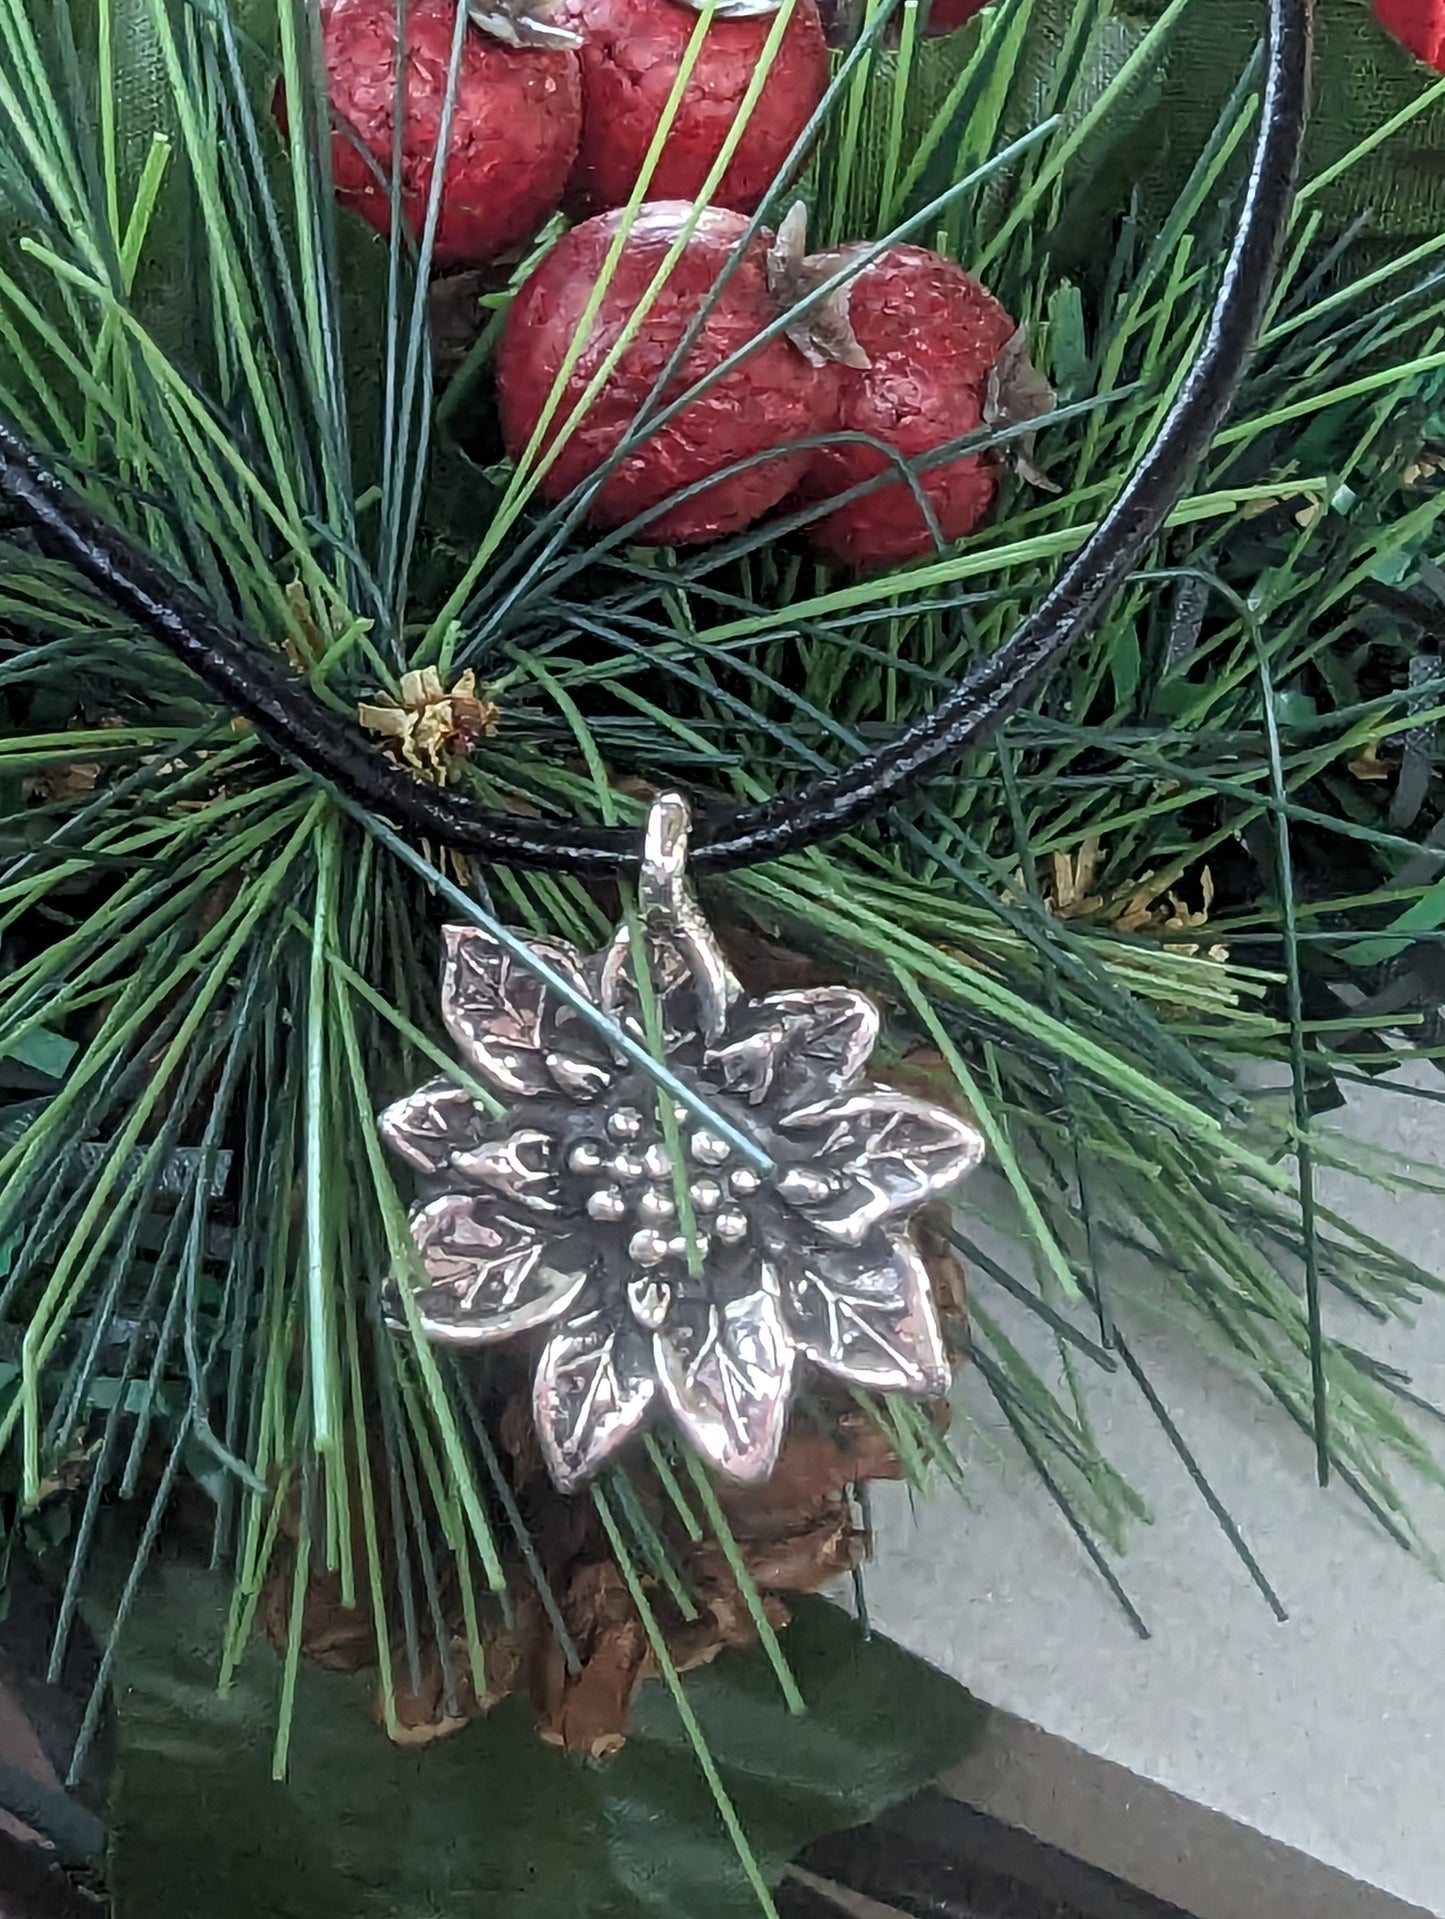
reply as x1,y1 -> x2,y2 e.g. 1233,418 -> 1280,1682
655,1273 -> 795,1484
706,987 -> 879,1111
403,1196 -> 590,1344
534,1310 -> 658,1493
449,1127 -> 559,1212
785,1228 -> 950,1395
441,927 -> 612,1100
778,1088 -> 984,1245
595,921 -> 700,1055
545,1050 -> 613,1099
380,1078 -> 494,1178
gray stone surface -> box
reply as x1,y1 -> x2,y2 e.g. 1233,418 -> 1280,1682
864,1069 -> 1445,1916
941,1712 -> 1434,1919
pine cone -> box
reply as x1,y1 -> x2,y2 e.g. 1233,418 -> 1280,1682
260,1240 -> 964,1756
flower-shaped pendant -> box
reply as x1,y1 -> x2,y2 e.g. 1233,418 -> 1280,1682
380,795 -> 985,1492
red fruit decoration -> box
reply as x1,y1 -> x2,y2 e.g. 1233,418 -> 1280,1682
773,209 -> 1051,572
923,0 -> 988,35
554,0 -> 829,218
496,202 -> 849,544
1373,0 -> 1445,68
307,0 -> 583,269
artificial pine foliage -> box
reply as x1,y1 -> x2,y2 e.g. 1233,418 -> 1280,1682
1,1 -> 1445,1912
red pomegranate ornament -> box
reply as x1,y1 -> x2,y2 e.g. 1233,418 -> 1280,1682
773,209 -> 1052,572
1373,0 -> 1445,67
554,0 -> 829,218
923,0 -> 988,34
496,201 -> 850,544
304,0 -> 583,269
815,0 -> 983,48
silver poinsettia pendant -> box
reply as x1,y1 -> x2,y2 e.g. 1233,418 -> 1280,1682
379,795 -> 985,1493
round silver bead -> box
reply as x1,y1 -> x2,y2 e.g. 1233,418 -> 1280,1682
728,1167 -> 762,1197
610,1151 -> 645,1182
627,1276 -> 672,1332
714,1208 -> 749,1244
607,1107 -> 644,1142
691,1129 -> 731,1168
628,1226 -> 672,1269
567,1139 -> 606,1175
641,1142 -> 673,1180
779,1166 -> 832,1206
586,1186 -> 627,1223
689,1177 -> 723,1214
636,1186 -> 676,1226
667,1233 -> 709,1263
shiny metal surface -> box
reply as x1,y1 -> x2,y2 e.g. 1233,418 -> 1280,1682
466,0 -> 583,48
380,793 -> 985,1491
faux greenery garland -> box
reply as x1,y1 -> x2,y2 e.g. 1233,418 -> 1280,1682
1,2 -> 1444,1913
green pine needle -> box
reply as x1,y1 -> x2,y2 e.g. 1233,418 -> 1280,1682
3,4 -> 1445,1910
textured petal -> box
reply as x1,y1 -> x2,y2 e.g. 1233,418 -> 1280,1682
595,922 -> 703,1057
706,987 -> 879,1111
450,1127 -> 560,1212
379,1078 -> 495,1177
785,1228 -> 950,1395
403,1197 -> 590,1344
778,1088 -> 984,1245
441,926 -> 613,1099
544,1049 -> 614,1100
655,1274 -> 795,1484
534,1310 -> 658,1493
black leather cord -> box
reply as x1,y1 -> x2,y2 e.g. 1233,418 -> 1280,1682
0,0 -> 1314,874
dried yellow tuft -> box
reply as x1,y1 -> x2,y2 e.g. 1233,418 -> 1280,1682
357,667 -> 499,786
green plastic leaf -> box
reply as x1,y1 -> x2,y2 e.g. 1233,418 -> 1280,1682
1271,690 -> 1319,728
1,1026 -> 78,1081
104,1558 -> 987,1919
1346,867 -> 1445,967
1046,281 -> 1089,399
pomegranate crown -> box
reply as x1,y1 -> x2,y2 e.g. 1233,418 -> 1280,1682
765,202 -> 872,372
671,0 -> 793,16
768,205 -> 1058,486
466,0 -> 582,48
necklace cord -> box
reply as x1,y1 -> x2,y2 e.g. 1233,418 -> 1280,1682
0,0 -> 1314,874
